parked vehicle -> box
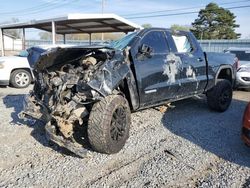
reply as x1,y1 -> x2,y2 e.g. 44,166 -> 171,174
225,47 -> 250,91
0,50 -> 33,88
242,101 -> 250,146
20,28 -> 236,155
0,45 -> 76,88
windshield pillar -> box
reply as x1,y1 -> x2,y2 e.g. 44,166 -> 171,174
0,28 -> 4,56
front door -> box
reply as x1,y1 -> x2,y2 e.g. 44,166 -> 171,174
131,30 -> 180,107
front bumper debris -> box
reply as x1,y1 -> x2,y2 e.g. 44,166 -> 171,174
19,94 -> 90,157
18,94 -> 50,122
45,122 -> 89,157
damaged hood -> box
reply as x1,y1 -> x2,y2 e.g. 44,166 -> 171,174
32,46 -> 116,71
30,45 -> 131,97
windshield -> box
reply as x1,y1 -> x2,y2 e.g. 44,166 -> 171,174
229,50 -> 250,61
109,32 -> 137,50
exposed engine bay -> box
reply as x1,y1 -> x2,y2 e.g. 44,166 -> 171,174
19,47 -> 130,156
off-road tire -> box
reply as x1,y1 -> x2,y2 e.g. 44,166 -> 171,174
206,79 -> 232,112
88,95 -> 131,154
10,69 -> 31,88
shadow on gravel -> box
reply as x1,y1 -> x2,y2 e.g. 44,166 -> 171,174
3,94 -> 27,125
162,95 -> 250,167
3,94 -> 83,158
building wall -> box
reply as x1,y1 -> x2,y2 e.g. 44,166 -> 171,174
3,35 -> 14,50
0,35 -> 23,51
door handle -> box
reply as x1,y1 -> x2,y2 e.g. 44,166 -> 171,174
169,60 -> 175,64
197,58 -> 203,62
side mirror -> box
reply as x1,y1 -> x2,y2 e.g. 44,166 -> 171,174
138,44 -> 153,58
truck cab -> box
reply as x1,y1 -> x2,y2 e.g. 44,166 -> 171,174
127,28 -> 209,108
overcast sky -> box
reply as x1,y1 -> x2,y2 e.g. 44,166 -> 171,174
0,0 -> 249,39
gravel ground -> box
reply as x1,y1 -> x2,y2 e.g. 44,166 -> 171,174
0,85 -> 250,187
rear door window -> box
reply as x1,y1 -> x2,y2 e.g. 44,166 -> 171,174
172,34 -> 193,53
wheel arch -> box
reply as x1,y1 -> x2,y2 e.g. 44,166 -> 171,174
215,65 -> 234,85
117,77 -> 140,111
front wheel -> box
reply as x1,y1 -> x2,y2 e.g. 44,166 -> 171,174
206,79 -> 233,112
10,69 -> 32,88
88,95 -> 131,154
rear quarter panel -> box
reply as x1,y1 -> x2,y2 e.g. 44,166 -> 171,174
205,52 -> 236,90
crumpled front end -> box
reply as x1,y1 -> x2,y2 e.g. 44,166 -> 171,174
19,46 -> 130,156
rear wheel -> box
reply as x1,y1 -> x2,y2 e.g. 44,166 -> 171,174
206,79 -> 232,112
88,95 -> 131,154
10,69 -> 31,88
245,88 -> 250,92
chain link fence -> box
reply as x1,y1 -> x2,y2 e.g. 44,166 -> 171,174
198,39 -> 250,52
25,40 -> 103,48
26,39 -> 250,53
2,39 -> 250,56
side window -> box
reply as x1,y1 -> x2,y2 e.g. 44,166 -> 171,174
172,34 -> 193,53
140,31 -> 169,54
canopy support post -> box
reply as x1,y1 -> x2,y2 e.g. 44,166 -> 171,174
0,28 -> 4,56
52,21 -> 56,45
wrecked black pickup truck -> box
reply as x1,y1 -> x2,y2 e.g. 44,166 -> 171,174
20,28 -> 236,155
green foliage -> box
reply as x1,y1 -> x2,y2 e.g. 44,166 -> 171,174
39,32 -> 51,40
171,24 -> 191,31
191,3 -> 241,39
142,23 -> 152,28
3,18 -> 21,38
38,32 -> 63,40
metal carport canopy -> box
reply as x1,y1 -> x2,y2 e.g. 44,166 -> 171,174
0,13 -> 142,56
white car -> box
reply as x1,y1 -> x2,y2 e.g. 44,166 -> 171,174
225,47 -> 250,91
0,50 -> 34,88
0,44 -> 73,88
